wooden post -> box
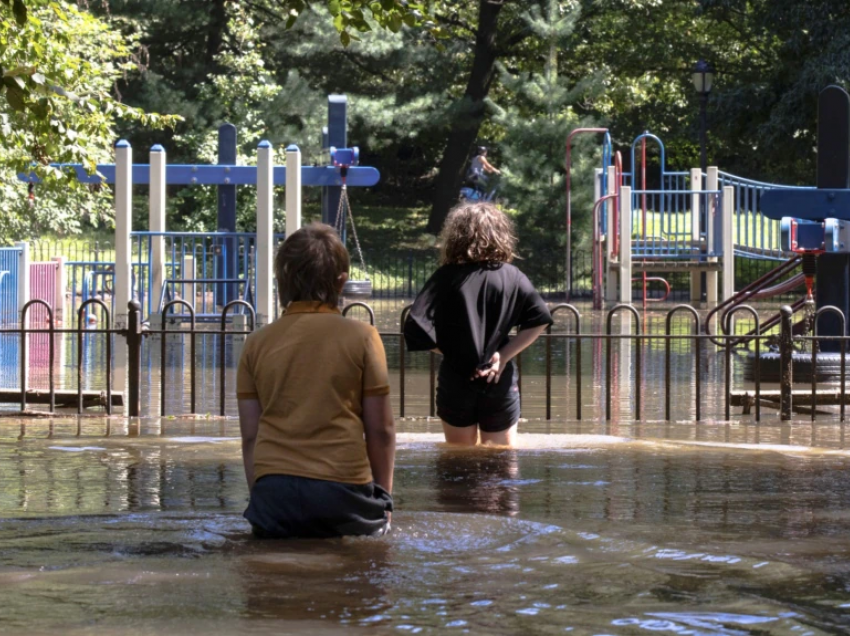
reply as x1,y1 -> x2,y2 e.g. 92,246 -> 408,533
181,255 -> 195,312
150,144 -> 166,317
690,168 -> 702,301
15,241 -> 29,324
286,144 -> 302,239
114,140 -> 132,392
619,186 -> 632,304
605,165 -> 618,302
722,185 -> 735,302
256,140 -> 274,327
706,167 -> 719,303
51,256 -> 65,325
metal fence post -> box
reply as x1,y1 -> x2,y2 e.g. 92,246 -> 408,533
779,305 -> 793,420
126,300 -> 142,417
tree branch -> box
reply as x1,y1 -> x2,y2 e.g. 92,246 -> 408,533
343,50 -> 394,83
435,12 -> 477,39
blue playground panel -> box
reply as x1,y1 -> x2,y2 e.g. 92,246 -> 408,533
59,232 -> 286,321
0,246 -> 21,325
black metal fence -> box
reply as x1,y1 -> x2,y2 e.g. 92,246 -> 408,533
1,299 -> 849,422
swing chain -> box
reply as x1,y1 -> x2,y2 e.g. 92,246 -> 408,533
335,182 -> 369,280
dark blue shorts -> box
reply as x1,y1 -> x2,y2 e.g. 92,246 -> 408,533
436,362 -> 520,433
244,474 -> 393,539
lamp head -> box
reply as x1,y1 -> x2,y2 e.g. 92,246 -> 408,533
692,59 -> 714,94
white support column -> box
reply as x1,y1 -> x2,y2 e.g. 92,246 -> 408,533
114,140 -> 133,392
722,185 -> 735,302
285,144 -> 302,239
52,256 -> 66,378
619,186 -> 633,304
605,165 -> 618,302
150,145 -> 166,315
15,241 -> 29,324
256,140 -> 274,327
16,241 -> 29,387
706,167 -> 719,303
181,255 -> 195,312
690,168 -> 702,302
51,256 -> 65,326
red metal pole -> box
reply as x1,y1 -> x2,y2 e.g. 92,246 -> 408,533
566,127 -> 609,302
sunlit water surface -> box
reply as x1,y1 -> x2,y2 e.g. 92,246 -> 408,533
2,418 -> 850,635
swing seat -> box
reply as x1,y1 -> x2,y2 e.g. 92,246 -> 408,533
343,279 -> 372,297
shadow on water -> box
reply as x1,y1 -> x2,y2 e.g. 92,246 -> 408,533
3,420 -> 850,633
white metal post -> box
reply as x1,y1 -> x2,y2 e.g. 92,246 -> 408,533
181,255 -> 195,312
15,241 -> 29,387
114,140 -> 133,393
619,186 -> 632,304
706,167 -> 719,303
722,185 -> 735,302
690,168 -> 702,301
51,256 -> 65,325
256,140 -> 274,327
15,241 -> 29,324
605,165 -> 618,302
285,144 -> 302,239
150,145 -> 166,316
52,255 -> 66,374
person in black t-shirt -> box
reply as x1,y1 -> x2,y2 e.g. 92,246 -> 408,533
404,202 -> 553,446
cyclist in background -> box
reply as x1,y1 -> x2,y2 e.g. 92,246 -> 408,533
467,146 -> 501,193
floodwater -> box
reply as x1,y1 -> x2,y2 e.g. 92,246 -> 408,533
0,301 -> 795,423
2,418 -> 850,634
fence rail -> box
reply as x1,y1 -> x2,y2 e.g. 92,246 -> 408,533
0,300 -> 848,423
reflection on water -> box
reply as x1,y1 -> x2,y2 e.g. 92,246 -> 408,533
2,420 -> 850,634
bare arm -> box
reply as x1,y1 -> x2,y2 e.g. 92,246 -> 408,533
238,399 -> 261,490
482,157 -> 501,174
475,324 -> 548,383
362,394 -> 396,493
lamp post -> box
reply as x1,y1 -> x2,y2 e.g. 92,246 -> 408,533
692,59 -> 714,301
692,59 -> 714,174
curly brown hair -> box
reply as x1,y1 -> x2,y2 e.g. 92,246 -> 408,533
275,223 -> 350,308
439,202 -> 517,266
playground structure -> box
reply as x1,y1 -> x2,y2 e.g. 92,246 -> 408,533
580,130 -> 815,312
0,95 -> 378,392
3,96 -> 378,317
575,85 -> 850,399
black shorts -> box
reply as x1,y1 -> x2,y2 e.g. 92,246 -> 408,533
244,474 -> 392,539
436,362 -> 520,433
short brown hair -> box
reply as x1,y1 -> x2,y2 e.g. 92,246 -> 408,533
440,202 -> 517,265
275,223 -> 350,307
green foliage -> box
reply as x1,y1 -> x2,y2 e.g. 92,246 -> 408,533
258,0 -> 442,45
0,1 -> 180,240
495,1 -> 601,254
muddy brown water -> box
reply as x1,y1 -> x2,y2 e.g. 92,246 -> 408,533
2,417 -> 850,635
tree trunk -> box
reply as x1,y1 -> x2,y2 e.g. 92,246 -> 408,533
427,0 -> 503,234
206,0 -> 228,73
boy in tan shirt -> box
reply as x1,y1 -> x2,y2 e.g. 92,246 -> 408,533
236,223 -> 395,538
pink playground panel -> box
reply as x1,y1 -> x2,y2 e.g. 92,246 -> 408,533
26,259 -> 65,387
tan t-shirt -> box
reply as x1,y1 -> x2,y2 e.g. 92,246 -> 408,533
236,301 -> 390,485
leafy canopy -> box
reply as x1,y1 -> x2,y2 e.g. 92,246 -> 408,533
0,0 -> 180,239
252,0 -> 441,46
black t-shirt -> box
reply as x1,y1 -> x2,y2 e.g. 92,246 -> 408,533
403,262 -> 553,378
